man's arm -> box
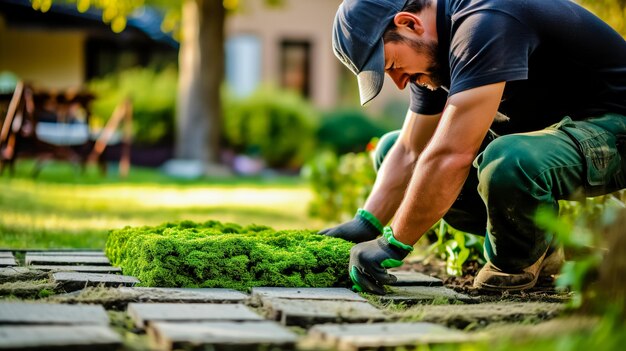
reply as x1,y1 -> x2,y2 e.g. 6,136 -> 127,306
319,108 -> 441,243
363,109 -> 441,225
391,82 -> 506,245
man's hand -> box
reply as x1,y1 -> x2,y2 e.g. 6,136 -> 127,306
349,227 -> 413,295
318,208 -> 383,243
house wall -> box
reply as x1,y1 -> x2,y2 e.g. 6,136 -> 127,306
227,0 -> 340,109
227,0 -> 409,117
0,16 -> 85,89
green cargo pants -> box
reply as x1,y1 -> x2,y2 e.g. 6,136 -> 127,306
373,113 -> 626,271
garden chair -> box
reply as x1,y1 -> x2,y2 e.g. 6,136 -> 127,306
0,82 -> 132,177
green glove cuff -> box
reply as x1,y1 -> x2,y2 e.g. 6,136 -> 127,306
383,226 -> 414,252
357,208 -> 384,233
349,266 -> 364,292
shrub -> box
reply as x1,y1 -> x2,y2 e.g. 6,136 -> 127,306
427,221 -> 485,276
88,66 -> 177,145
105,220 -> 353,291
535,193 -> 626,310
318,109 -> 389,154
302,149 -> 376,222
222,87 -> 318,168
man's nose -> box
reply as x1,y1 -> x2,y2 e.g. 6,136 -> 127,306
388,71 -> 405,90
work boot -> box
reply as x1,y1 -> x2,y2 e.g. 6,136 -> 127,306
539,246 -> 565,277
473,247 -> 563,291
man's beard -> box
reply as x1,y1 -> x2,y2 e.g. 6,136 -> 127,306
406,36 -> 446,89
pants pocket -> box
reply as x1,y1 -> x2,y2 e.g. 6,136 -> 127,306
555,117 -> 622,188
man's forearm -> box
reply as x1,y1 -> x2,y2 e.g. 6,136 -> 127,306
363,142 -> 418,226
391,151 -> 473,245
390,82 -> 506,246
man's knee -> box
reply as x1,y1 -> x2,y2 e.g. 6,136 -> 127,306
373,130 -> 400,172
476,134 -> 544,196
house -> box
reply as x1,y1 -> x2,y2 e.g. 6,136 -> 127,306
0,0 -> 178,89
0,0 -> 407,115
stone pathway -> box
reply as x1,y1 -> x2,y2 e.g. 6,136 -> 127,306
0,249 -> 569,351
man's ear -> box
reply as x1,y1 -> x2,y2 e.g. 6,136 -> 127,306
393,12 -> 424,35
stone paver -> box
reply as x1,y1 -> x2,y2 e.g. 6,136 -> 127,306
128,303 -> 263,328
0,252 -> 14,257
308,322 -> 475,351
380,286 -> 476,304
149,321 -> 298,351
25,251 -> 105,256
0,325 -> 122,350
51,287 -> 249,310
0,302 -> 109,325
0,258 -> 17,267
26,254 -> 110,266
263,298 -> 386,327
52,272 -> 139,291
251,287 -> 366,302
389,271 -> 444,287
126,287 -> 248,302
0,267 -> 49,284
30,265 -> 122,273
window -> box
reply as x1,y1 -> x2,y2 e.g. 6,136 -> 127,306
225,34 -> 261,97
280,40 -> 311,97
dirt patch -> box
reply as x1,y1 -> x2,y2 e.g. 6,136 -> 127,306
393,302 -> 565,330
402,259 -> 572,304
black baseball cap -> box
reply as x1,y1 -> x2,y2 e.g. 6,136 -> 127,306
332,0 -> 408,105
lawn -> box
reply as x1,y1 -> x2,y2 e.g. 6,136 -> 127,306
0,160 -> 329,249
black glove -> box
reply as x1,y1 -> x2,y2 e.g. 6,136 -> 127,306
318,208 -> 383,243
349,226 -> 413,295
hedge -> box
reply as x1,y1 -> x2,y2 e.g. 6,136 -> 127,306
105,220 -> 353,291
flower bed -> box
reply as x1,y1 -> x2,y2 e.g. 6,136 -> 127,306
105,220 -> 353,291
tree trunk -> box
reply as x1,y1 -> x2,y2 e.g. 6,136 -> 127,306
176,0 -> 224,164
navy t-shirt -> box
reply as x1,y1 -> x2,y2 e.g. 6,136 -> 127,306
409,0 -> 626,135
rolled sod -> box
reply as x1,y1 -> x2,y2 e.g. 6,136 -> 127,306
105,220 -> 353,291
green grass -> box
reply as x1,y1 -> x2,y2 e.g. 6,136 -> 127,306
0,160 -> 329,249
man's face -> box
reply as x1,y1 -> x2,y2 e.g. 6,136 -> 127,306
383,34 -> 445,91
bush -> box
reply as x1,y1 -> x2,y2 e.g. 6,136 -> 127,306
427,221 -> 485,276
88,66 -> 177,145
105,220 -> 353,291
535,193 -> 626,310
318,109 -> 389,154
222,87 -> 318,168
302,149 -> 376,222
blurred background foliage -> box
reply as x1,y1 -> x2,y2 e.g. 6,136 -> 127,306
580,0 -> 626,35
84,66 -> 395,169
88,65 -> 178,146
302,149 -> 376,222
222,86 -> 319,169
317,109 -> 389,155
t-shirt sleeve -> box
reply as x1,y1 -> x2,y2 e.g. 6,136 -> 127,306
409,83 -> 448,115
448,11 -> 538,96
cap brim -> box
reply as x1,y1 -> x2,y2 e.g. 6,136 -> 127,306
356,40 -> 385,106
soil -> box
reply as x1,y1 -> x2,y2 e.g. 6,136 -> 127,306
401,258 -> 572,304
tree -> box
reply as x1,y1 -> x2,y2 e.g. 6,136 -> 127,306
31,0 -> 281,166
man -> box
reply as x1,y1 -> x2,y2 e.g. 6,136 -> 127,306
321,0 -> 626,294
